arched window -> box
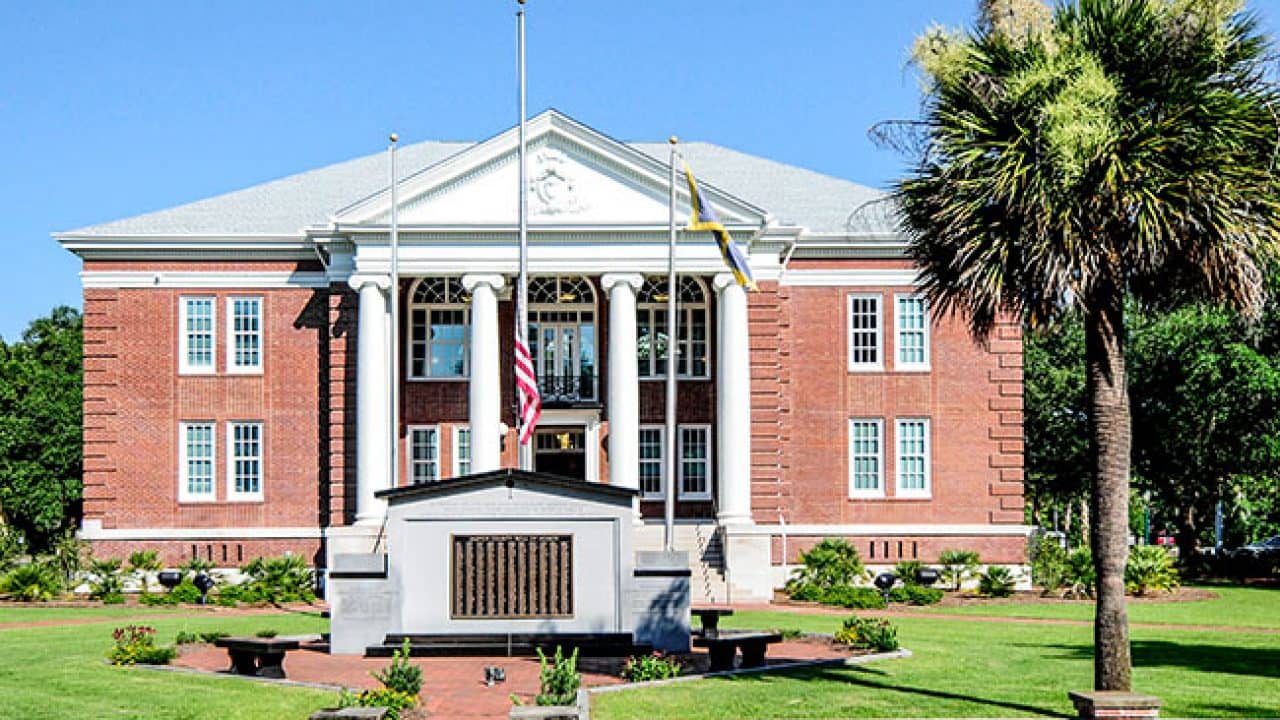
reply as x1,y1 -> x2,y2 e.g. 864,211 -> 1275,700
408,277 -> 469,378
528,276 -> 597,401
637,276 -> 709,378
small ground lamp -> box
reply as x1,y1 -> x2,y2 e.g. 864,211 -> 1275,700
914,567 -> 941,587
873,572 -> 896,605
157,570 -> 183,592
192,572 -> 216,604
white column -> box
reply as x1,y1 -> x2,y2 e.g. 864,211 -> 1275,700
348,274 -> 391,525
714,273 -> 753,526
462,274 -> 506,473
601,273 -> 644,492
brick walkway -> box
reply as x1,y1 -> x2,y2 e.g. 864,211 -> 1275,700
174,637 -> 849,719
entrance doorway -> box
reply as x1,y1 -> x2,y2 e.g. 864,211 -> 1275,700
534,429 -> 586,481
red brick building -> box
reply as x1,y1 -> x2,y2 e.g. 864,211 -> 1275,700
58,111 -> 1027,600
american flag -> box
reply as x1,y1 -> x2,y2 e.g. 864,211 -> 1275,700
514,276 -> 541,445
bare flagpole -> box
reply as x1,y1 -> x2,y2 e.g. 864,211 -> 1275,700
664,137 -> 679,552
389,133 -> 400,489
517,0 -> 531,470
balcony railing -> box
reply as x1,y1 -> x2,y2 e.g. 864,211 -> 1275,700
538,374 -> 598,406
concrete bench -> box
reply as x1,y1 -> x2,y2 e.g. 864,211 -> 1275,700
692,631 -> 782,672
690,606 -> 734,638
214,636 -> 301,679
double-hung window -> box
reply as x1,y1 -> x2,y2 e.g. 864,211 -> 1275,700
638,426 -> 665,500
678,425 -> 712,500
228,422 -> 263,501
179,297 -> 216,374
410,426 -> 440,483
179,422 -> 216,502
636,277 -> 710,378
848,419 -> 883,497
895,294 -> 930,370
408,278 -> 469,379
452,426 -> 471,477
227,297 -> 263,373
848,294 -> 883,371
895,418 -> 931,498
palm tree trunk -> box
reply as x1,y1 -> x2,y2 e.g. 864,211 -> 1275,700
1084,293 -> 1132,692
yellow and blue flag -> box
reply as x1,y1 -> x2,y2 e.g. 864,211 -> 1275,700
684,163 -> 757,291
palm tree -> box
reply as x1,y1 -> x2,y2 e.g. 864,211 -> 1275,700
893,0 -> 1280,691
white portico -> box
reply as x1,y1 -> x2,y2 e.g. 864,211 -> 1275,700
324,111 -> 777,555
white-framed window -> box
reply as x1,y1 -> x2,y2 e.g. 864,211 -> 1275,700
226,297 -> 263,373
408,278 -> 469,379
179,297 -> 216,374
895,418 -> 931,498
638,425 -> 665,500
527,276 -> 598,401
410,426 -> 440,484
849,419 -> 884,497
452,426 -> 471,477
895,294 -> 930,370
678,425 -> 712,500
848,294 -> 883,371
637,277 -> 710,379
227,422 -> 263,501
178,422 -> 216,502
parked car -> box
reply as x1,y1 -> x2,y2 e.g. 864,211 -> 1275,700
1227,535 -> 1280,559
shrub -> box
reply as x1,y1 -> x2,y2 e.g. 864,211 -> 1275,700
889,583 -> 943,606
239,554 -> 315,605
620,651 -> 683,682
100,592 -> 126,605
180,557 -> 215,576
786,581 -> 823,602
978,566 -> 1018,597
833,617 -> 899,652
213,591 -> 239,608
1030,536 -> 1069,595
108,625 -> 176,665
535,646 -> 581,706
88,558 -> 124,601
138,591 -> 176,606
174,630 -> 200,645
892,560 -> 924,584
49,530 -> 88,586
1126,545 -> 1180,596
1,562 -> 62,601
0,526 -> 24,574
821,585 -> 887,609
1065,547 -> 1096,598
255,629 -> 278,638
786,538 -> 867,593
128,550 -> 162,593
169,578 -> 203,604
199,631 -> 229,644
338,688 -> 417,720
372,638 -> 423,697
938,549 -> 981,591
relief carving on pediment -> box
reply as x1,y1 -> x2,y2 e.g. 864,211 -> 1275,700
528,148 -> 588,216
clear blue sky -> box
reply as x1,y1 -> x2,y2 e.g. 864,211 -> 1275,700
3,1 -> 1277,341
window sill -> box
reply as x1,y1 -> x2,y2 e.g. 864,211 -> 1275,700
226,496 -> 265,504
177,497 -> 218,505
848,365 -> 885,374
893,366 -> 932,374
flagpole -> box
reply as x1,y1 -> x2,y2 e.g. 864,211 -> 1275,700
516,0 -> 531,470
664,137 -> 679,552
389,133 -> 400,490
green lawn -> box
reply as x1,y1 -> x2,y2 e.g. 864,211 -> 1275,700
916,585 -> 1280,629
0,604 -> 186,624
592,595 -> 1280,719
0,608 -> 332,720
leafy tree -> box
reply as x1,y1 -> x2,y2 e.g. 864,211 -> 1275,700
892,0 -> 1280,691
1025,314 -> 1090,542
1129,305 -> 1280,556
0,307 -> 83,550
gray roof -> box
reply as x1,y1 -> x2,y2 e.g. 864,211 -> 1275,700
64,136 -> 894,237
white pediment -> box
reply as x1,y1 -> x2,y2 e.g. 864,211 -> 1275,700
333,110 -> 767,230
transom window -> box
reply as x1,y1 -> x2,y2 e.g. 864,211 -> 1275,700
409,278 -> 470,378
528,276 -> 597,402
410,426 -> 440,483
895,418 -> 931,497
637,277 -> 709,378
180,297 -> 215,374
228,422 -> 263,500
848,294 -> 882,370
895,295 -> 930,370
849,419 -> 883,497
227,297 -> 262,372
179,422 -> 215,501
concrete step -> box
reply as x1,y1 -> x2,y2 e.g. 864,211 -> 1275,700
634,523 -> 727,604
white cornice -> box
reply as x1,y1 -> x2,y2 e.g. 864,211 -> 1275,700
81,271 -> 331,289
726,523 -> 1033,537
781,268 -> 920,287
